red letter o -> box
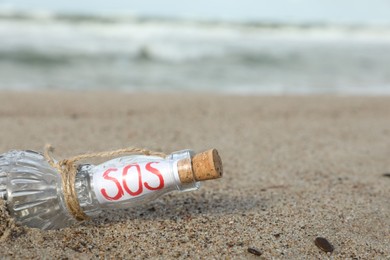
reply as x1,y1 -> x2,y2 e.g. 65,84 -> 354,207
122,164 -> 143,196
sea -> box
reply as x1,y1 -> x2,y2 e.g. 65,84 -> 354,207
1,10 -> 390,95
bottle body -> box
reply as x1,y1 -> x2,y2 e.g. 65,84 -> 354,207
76,150 -> 200,217
0,150 -> 199,230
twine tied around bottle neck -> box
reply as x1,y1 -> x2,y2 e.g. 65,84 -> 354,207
43,144 -> 166,221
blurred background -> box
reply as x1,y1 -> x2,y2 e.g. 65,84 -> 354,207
0,0 -> 390,94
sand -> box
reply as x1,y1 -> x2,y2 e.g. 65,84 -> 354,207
0,91 -> 389,258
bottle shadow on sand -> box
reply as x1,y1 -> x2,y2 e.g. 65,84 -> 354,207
86,190 -> 269,227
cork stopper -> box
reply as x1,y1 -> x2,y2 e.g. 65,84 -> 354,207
178,149 -> 223,183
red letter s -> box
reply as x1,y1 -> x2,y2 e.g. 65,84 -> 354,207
144,162 -> 165,191
101,168 -> 124,201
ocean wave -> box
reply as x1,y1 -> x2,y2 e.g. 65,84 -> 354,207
1,10 -> 390,65
1,9 -> 390,94
1,9 -> 390,34
0,46 -> 291,66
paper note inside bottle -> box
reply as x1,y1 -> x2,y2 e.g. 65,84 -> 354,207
91,156 -> 177,204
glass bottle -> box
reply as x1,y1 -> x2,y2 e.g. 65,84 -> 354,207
0,149 -> 222,230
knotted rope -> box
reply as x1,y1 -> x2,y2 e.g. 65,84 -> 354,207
43,144 -> 166,221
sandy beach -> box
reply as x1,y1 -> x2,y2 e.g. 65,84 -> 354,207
0,91 -> 389,258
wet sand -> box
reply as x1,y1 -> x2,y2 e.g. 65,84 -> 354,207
0,91 -> 389,258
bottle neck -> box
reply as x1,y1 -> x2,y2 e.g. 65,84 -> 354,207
75,150 -> 200,218
75,164 -> 102,217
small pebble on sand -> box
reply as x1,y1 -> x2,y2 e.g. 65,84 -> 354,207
247,247 -> 262,256
314,237 -> 334,253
